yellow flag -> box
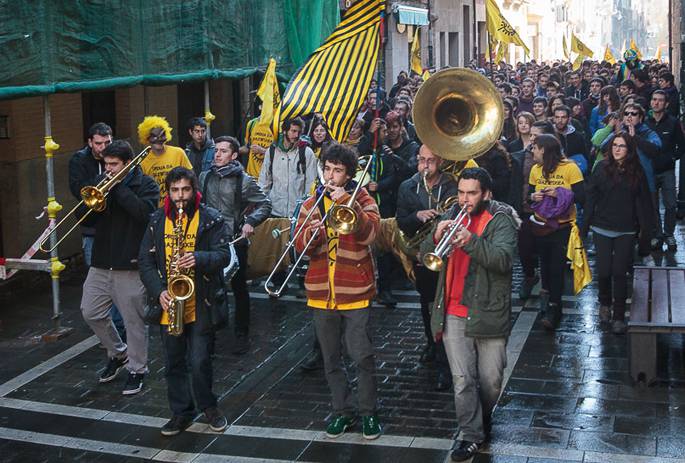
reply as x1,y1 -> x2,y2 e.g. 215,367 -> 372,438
654,44 -> 662,62
630,38 -> 642,60
571,33 -> 593,58
256,58 -> 280,139
572,54 -> 583,71
562,36 -> 570,61
567,224 -> 592,295
603,45 -> 616,65
411,28 -> 423,75
485,0 -> 530,56
495,41 -> 507,63
422,69 -> 431,81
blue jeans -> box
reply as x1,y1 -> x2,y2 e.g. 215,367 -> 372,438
82,236 -> 126,341
655,170 -> 677,237
160,322 -> 217,417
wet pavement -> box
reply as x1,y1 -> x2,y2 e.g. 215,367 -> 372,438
0,218 -> 685,462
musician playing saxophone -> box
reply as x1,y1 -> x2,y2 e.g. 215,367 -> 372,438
138,167 -> 231,437
395,144 -> 457,390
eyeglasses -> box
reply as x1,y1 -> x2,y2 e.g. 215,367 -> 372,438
417,158 -> 439,165
624,111 -> 640,117
612,143 -> 628,149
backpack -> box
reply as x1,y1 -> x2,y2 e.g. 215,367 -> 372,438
268,144 -> 307,178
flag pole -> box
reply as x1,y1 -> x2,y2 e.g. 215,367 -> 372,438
370,9 -> 385,185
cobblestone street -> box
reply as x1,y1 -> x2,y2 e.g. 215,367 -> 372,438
1,220 -> 685,462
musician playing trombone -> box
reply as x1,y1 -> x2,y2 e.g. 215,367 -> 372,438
423,168 -> 519,461
139,167 -> 232,437
293,143 -> 382,440
199,136 -> 272,355
79,140 -> 159,396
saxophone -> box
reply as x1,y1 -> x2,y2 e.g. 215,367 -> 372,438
167,207 -> 195,336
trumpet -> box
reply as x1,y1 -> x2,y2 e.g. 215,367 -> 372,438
39,146 -> 152,253
422,208 -> 471,272
264,182 -> 331,297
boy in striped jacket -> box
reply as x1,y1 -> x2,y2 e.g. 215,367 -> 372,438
294,143 -> 382,440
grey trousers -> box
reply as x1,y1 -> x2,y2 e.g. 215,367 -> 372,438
313,308 -> 377,417
655,169 -> 677,238
81,267 -> 148,374
442,315 -> 507,443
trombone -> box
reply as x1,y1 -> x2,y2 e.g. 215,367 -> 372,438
422,208 -> 471,272
39,146 -> 152,253
264,183 -> 331,297
326,153 -> 374,235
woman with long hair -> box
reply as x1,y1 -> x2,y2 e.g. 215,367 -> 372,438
545,95 -> 566,119
310,116 -> 333,157
589,85 -> 620,135
528,134 -> 585,330
507,111 -> 535,153
582,132 -> 654,334
501,99 -> 517,143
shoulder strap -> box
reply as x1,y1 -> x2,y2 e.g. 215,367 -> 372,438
268,144 -> 276,178
234,173 -> 244,222
298,145 -> 307,175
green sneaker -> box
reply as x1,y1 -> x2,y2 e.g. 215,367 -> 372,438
325,415 -> 356,438
362,415 -> 382,440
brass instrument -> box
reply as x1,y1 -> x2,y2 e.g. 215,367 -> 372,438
406,68 -> 502,269
264,183 -> 332,297
412,68 -> 503,161
39,146 -> 152,253
423,208 -> 471,272
396,193 -> 459,259
167,207 -> 195,336
326,155 -> 374,235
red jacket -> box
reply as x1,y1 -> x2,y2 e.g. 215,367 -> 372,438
294,188 -> 380,305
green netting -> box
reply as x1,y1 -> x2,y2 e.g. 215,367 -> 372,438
0,0 -> 340,100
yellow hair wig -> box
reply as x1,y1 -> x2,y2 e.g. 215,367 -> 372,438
137,115 -> 173,146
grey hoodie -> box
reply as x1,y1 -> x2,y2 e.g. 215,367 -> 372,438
199,161 -> 272,237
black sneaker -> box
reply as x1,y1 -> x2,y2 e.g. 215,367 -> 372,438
204,407 -> 228,433
232,334 -> 250,355
122,373 -> 144,395
451,440 -> 480,461
300,350 -> 324,372
99,356 -> 128,383
160,415 -> 193,436
376,290 -> 397,307
419,343 -> 436,364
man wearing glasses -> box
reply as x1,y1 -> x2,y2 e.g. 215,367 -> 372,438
396,145 -> 458,391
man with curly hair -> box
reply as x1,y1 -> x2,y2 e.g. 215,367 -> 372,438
138,115 -> 193,206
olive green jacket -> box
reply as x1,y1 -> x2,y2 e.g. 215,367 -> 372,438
421,200 -> 520,339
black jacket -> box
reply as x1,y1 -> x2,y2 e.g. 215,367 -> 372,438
84,167 -> 159,270
645,113 -> 685,174
396,172 -> 458,237
367,146 -> 407,218
582,160 -> 654,252
68,146 -> 103,200
389,136 -> 420,177
138,205 -> 231,334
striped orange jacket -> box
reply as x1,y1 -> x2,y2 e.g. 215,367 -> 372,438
294,188 -> 380,306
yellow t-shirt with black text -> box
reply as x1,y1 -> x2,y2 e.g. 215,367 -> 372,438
140,146 -> 193,206
529,161 -> 583,223
307,196 -> 369,310
161,211 -> 199,325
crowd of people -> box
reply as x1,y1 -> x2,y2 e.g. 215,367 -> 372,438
66,52 -> 683,462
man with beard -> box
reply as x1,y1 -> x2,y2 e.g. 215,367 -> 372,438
424,168 -> 519,461
396,144 -> 458,391
199,136 -> 271,353
138,115 -> 193,207
139,167 -> 231,436
185,117 -> 215,176
517,78 -> 536,115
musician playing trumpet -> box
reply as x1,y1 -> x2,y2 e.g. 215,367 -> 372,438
422,167 -> 519,461
293,144 -> 382,440
396,144 -> 457,391
139,167 -> 232,437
